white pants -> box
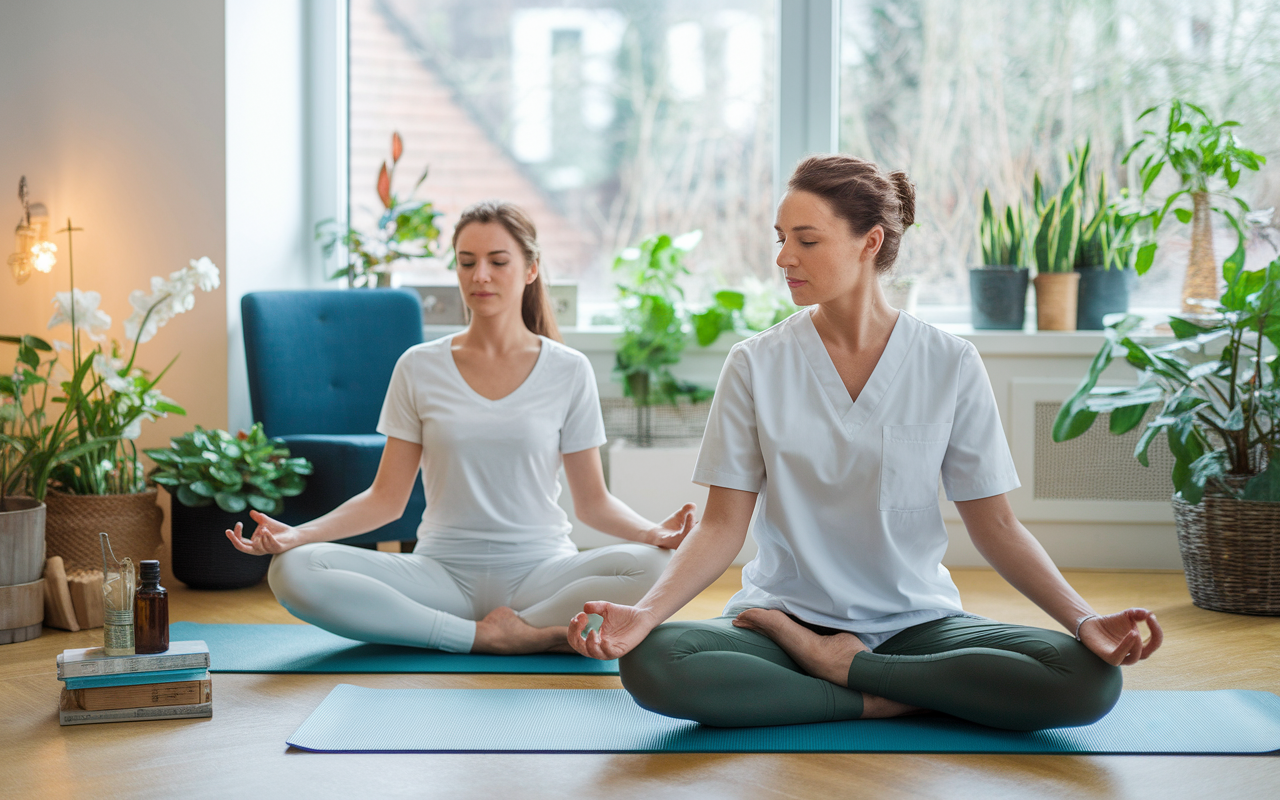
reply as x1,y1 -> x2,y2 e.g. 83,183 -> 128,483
267,539 -> 671,653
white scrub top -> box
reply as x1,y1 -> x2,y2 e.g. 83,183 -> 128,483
693,308 -> 1020,645
377,334 -> 607,552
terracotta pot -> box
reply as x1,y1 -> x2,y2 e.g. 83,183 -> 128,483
43,489 -> 164,573
1033,272 -> 1080,331
0,498 -> 45,644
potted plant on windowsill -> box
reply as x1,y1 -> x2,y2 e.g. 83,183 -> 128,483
1123,100 -> 1265,314
1031,160 -> 1084,331
317,131 -> 445,288
1052,256 -> 1279,615
145,424 -> 311,590
969,189 -> 1031,330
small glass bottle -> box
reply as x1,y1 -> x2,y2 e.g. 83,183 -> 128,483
100,533 -> 135,656
134,560 -> 169,654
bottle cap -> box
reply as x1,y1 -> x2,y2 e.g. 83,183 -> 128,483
140,560 -> 161,582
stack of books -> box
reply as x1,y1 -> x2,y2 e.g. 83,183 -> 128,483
56,641 -> 212,726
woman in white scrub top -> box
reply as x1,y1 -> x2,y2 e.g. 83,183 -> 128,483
224,201 -> 693,655
568,156 -> 1164,730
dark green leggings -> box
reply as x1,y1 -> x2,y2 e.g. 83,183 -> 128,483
619,615 -> 1122,731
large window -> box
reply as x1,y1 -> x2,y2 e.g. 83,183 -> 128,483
840,0 -> 1280,307
348,0 -> 1280,315
349,0 -> 776,302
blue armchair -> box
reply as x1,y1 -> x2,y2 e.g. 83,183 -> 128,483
241,289 -> 426,545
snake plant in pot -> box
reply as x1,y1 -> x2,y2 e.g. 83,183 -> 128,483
145,425 -> 311,589
1052,257 -> 1280,614
970,190 -> 1032,330
1031,159 -> 1083,331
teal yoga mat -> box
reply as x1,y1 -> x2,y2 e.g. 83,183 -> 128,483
286,686 -> 1280,754
168,622 -> 619,675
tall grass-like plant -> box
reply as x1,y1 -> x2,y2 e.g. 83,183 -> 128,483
977,190 -> 1030,267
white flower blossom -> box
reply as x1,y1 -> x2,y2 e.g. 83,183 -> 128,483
93,354 -> 134,394
123,257 -> 220,343
48,288 -> 111,341
52,339 -> 72,352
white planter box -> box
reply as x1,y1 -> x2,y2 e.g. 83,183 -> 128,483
562,441 -> 757,566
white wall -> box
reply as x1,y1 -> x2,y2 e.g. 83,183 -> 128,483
0,0 -> 228,447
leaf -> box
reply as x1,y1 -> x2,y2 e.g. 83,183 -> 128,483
247,494 -> 277,513
176,484 -> 211,508
1133,423 -> 1162,467
1242,460 -> 1280,502
714,290 -> 745,311
391,131 -> 403,164
215,492 -> 248,513
377,162 -> 392,209
1173,208 -> 1192,224
1109,403 -> 1150,435
189,480 -> 216,498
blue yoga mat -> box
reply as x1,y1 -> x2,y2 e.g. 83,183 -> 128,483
286,686 -> 1280,754
168,622 -> 619,675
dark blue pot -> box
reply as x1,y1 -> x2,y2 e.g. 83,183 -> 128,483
1076,267 -> 1135,330
171,501 -> 272,590
969,267 -> 1029,330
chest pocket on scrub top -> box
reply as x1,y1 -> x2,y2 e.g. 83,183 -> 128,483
879,422 -> 953,512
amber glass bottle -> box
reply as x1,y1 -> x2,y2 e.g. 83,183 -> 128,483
134,560 -> 169,654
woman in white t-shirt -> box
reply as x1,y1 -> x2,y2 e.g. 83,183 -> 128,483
224,201 -> 693,654
567,156 -> 1165,730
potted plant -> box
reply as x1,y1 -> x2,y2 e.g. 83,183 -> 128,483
145,424 -> 311,590
1123,100 -> 1265,314
1031,162 -> 1084,331
1052,256 -> 1280,615
317,131 -> 445,288
970,189 -> 1031,330
0,335 -> 54,644
4,220 -> 218,573
1071,140 -> 1151,329
612,230 -> 713,447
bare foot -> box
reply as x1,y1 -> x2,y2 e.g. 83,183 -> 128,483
733,608 -> 921,720
471,607 -> 573,654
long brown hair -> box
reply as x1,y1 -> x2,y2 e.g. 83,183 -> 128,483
451,200 -> 562,342
788,155 -> 916,273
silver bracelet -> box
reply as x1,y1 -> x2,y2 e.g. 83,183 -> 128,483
1074,614 -> 1100,642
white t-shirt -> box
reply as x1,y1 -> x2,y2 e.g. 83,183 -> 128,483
693,308 -> 1020,642
377,334 -> 607,549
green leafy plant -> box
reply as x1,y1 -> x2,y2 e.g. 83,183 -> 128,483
612,231 -> 710,411
977,189 -> 1030,267
317,132 -> 444,288
1052,256 -> 1280,504
690,277 -> 800,346
1123,99 -> 1266,276
1068,141 -> 1155,274
145,424 -> 312,515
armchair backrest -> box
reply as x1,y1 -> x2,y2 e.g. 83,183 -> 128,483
241,289 -> 424,436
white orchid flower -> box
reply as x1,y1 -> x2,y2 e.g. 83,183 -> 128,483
92,354 -> 134,394
189,257 -> 220,292
48,288 -> 112,341
123,257 -> 220,342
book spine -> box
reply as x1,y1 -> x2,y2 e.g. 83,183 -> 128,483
56,652 -> 210,679
65,680 -> 212,712
58,702 -> 213,726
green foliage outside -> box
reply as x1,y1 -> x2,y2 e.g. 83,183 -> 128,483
1052,256 -> 1280,504
145,424 -> 312,516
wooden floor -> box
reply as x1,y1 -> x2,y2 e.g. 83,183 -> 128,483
2,567 -> 1278,799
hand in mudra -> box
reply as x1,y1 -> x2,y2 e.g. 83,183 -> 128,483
224,510 -> 303,556
567,601 -> 654,661
1078,608 -> 1164,666
648,502 -> 697,549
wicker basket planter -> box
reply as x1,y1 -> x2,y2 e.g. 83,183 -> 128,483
171,502 -> 270,590
44,489 -> 164,573
1172,490 -> 1280,616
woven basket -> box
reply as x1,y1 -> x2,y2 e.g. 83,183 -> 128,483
44,489 -> 164,573
1172,488 -> 1280,616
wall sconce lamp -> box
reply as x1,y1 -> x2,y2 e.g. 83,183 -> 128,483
8,176 -> 57,284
